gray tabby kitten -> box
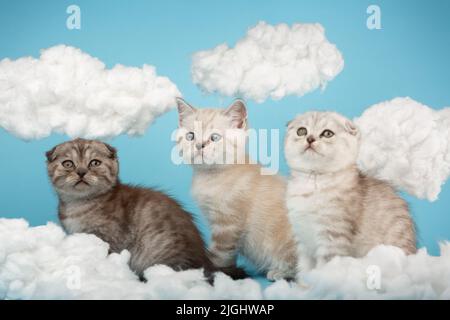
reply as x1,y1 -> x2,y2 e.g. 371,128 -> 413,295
46,138 -> 246,280
285,111 -> 416,273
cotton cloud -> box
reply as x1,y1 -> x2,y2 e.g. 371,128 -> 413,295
191,21 -> 344,103
0,45 -> 180,140
1,218 -> 449,299
355,97 -> 450,201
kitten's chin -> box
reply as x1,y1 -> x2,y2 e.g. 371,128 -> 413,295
287,156 -> 330,174
56,184 -> 115,202
187,154 -> 223,166
73,181 -> 90,189
290,159 -> 357,175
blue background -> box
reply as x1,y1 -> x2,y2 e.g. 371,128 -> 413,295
0,0 -> 449,270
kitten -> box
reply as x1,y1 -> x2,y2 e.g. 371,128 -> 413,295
46,138 -> 246,280
175,98 -> 297,281
284,111 -> 416,272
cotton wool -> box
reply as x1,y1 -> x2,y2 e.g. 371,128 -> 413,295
0,45 -> 181,140
356,97 -> 450,201
1,218 -> 450,300
191,21 -> 344,103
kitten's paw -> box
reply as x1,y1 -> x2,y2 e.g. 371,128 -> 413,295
267,269 -> 295,281
295,276 -> 310,289
208,251 -> 234,268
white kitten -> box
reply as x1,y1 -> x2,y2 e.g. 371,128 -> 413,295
285,111 -> 416,273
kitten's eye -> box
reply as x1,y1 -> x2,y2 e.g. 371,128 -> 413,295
89,159 -> 102,168
186,132 -> 195,141
62,160 -> 74,169
210,133 -> 222,142
297,127 -> 307,136
321,130 -> 335,138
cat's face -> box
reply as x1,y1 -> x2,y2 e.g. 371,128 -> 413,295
46,139 -> 119,199
176,98 -> 248,167
285,111 -> 360,173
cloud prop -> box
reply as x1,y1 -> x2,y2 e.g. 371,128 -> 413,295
191,21 -> 344,103
0,45 -> 181,140
1,218 -> 449,299
356,97 -> 450,201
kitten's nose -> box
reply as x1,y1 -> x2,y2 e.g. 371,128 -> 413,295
196,143 -> 206,150
77,168 -> 88,178
307,136 -> 316,144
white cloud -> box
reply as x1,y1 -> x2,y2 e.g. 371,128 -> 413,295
355,97 -> 450,201
191,21 -> 344,103
1,218 -> 450,299
0,45 -> 181,140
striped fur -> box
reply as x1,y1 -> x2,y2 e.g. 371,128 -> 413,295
46,139 -> 247,280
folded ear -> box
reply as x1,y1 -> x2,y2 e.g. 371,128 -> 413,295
224,99 -> 247,129
345,120 -> 358,136
103,142 -> 117,159
45,147 -> 57,162
176,97 -> 196,126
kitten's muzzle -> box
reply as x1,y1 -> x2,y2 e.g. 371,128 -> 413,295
195,142 -> 207,150
74,180 -> 89,186
76,168 -> 88,178
303,135 -> 317,152
73,169 -> 90,186
306,135 -> 316,144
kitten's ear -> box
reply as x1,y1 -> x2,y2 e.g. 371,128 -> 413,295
103,143 -> 117,159
224,99 -> 247,129
345,120 -> 358,136
176,97 -> 196,126
45,147 -> 57,162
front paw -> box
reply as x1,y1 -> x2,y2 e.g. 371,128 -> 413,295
267,269 -> 295,281
295,275 -> 310,289
209,250 -> 233,268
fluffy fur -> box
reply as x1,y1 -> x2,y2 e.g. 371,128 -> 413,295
46,138 -> 246,280
176,98 -> 297,280
284,111 -> 416,273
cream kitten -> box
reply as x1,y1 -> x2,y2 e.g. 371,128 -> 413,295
284,111 -> 416,272
175,98 -> 297,280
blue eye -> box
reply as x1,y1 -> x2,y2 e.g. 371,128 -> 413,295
186,132 -> 195,141
210,133 -> 222,142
